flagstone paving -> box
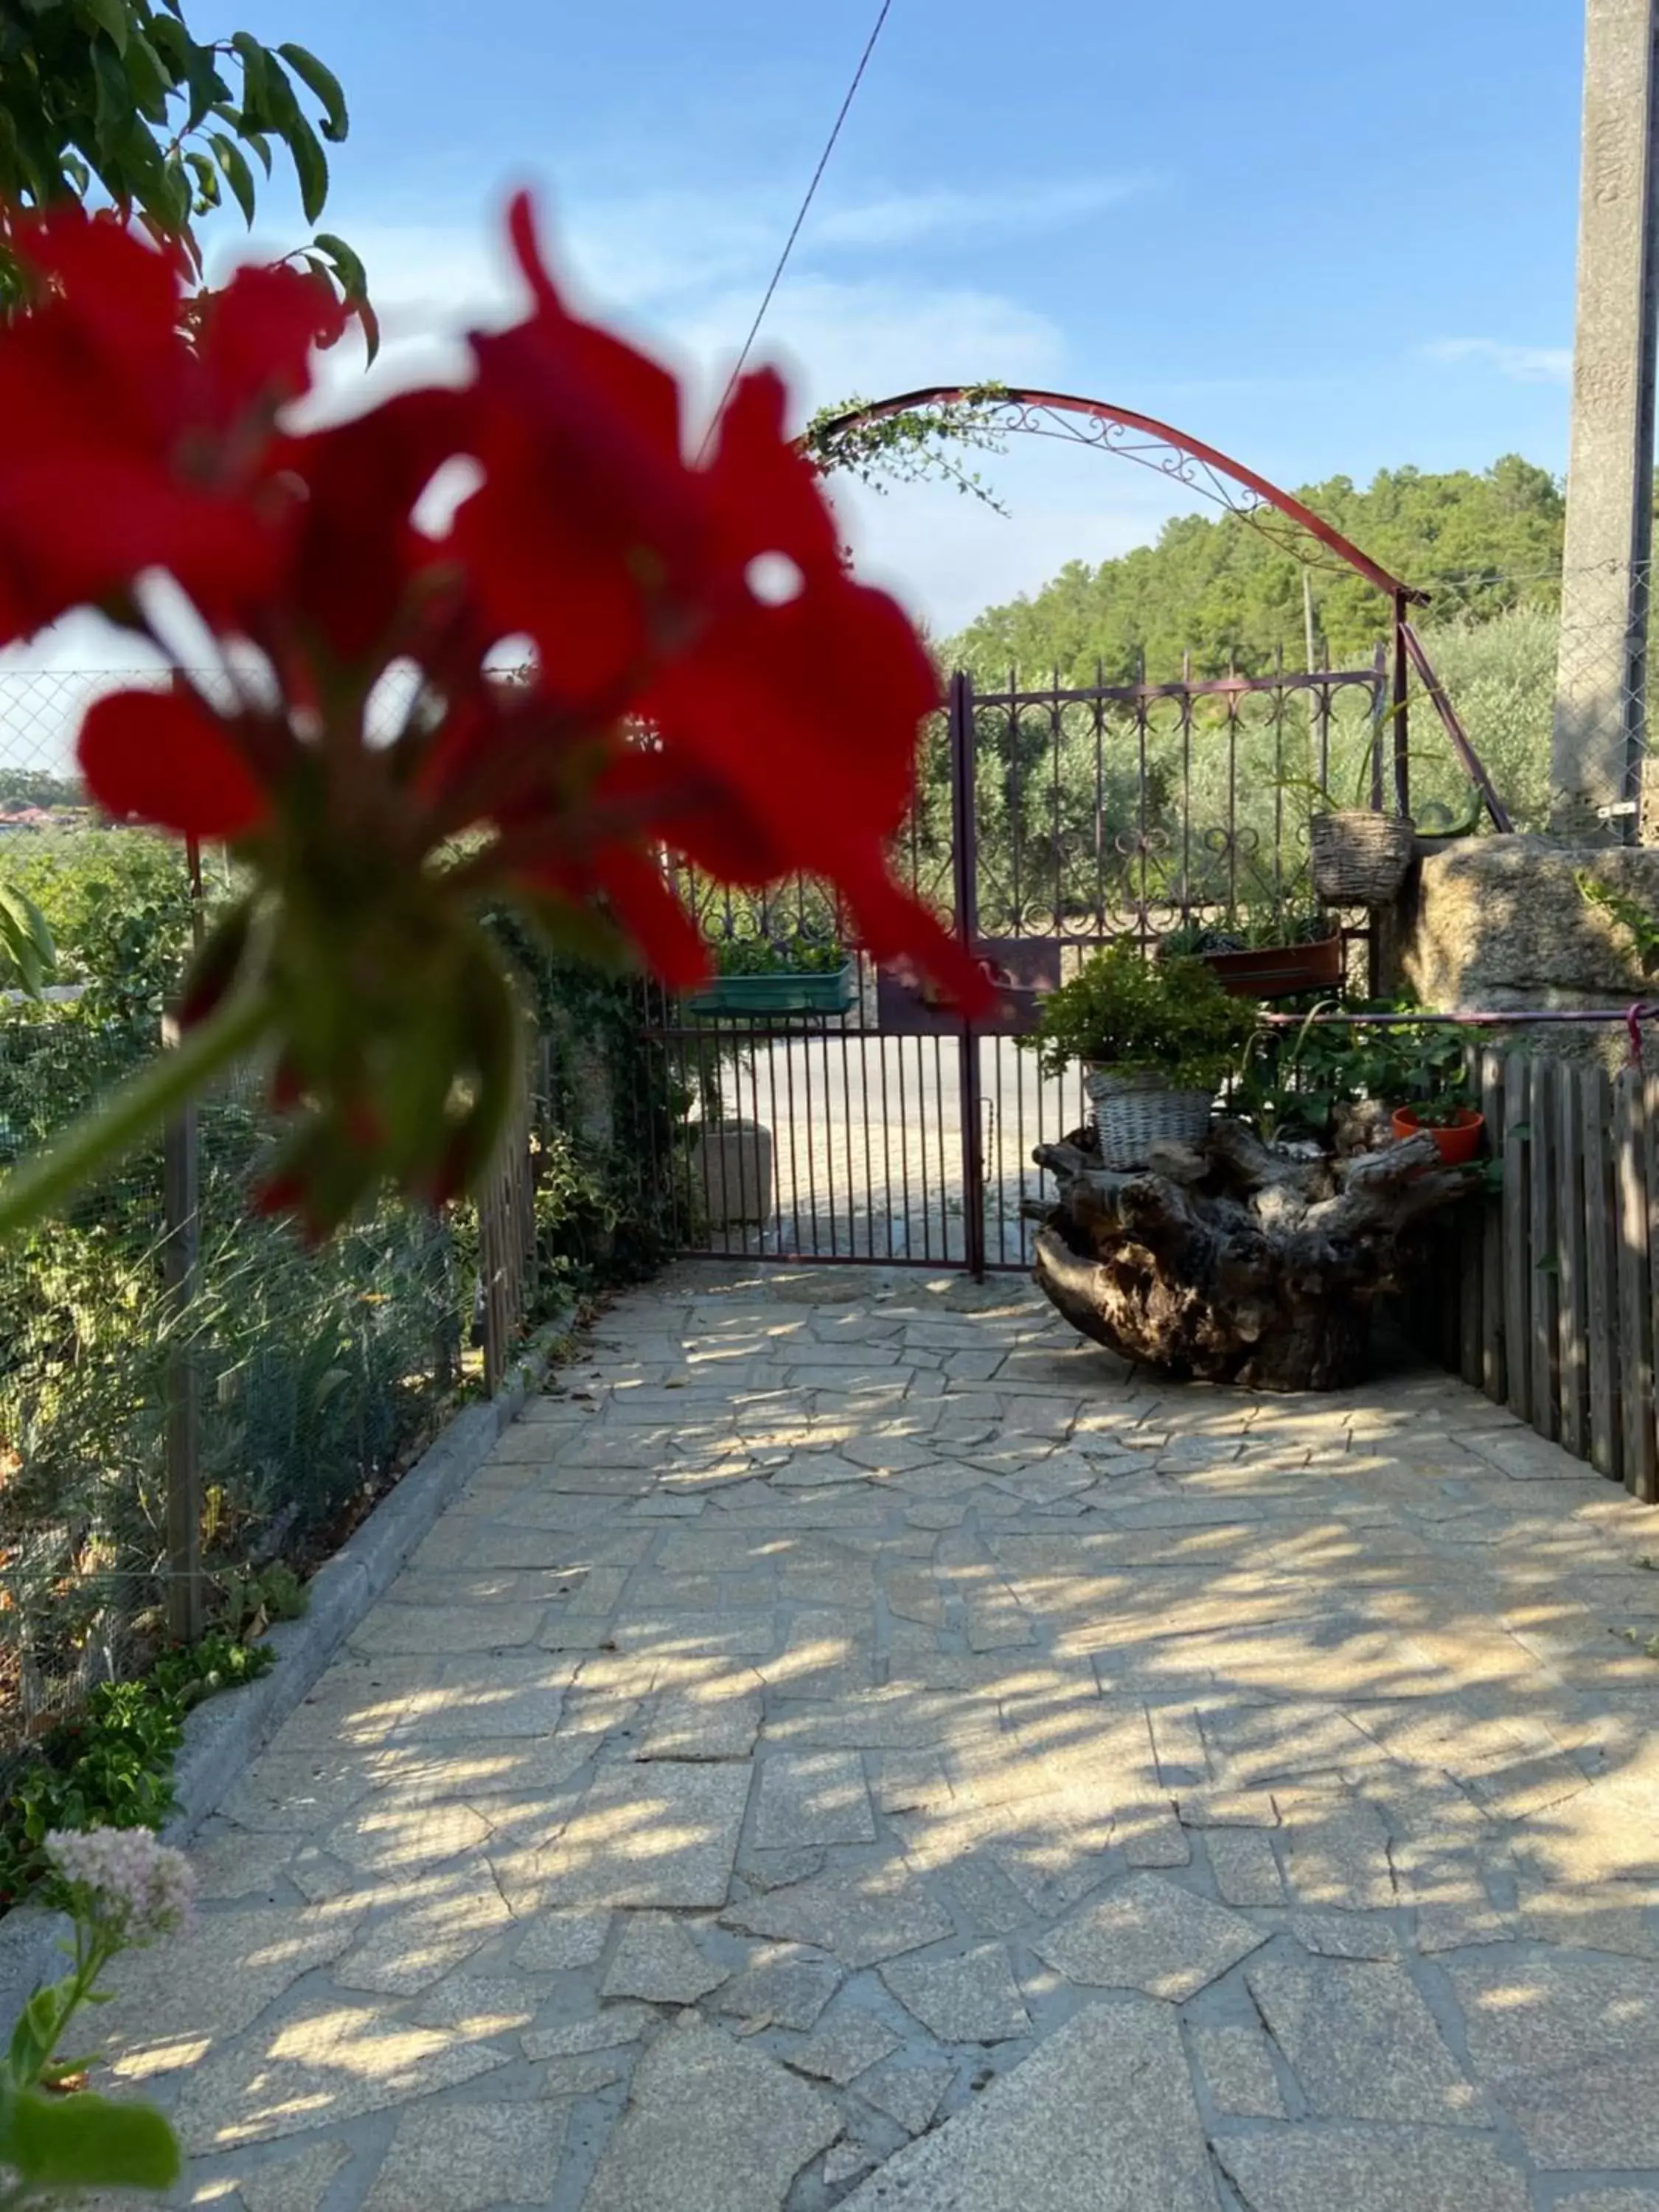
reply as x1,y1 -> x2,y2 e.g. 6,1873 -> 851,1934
77,1260 -> 1659,2209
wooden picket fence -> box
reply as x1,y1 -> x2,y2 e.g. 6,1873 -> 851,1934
1415,1048 -> 1658,1502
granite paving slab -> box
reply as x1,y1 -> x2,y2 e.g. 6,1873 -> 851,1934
69,1262 -> 1659,2212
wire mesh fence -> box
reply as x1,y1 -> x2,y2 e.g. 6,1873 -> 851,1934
0,992 -> 490,1773
0,668 -> 554,1773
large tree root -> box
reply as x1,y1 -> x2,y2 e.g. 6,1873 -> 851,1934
1029,1118 -> 1474,1391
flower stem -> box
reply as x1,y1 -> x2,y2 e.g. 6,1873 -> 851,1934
0,988 -> 277,1241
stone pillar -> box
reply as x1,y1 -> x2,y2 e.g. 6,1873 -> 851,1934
1551,0 -> 1659,841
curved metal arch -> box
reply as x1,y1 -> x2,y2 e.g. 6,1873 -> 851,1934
810,386 -> 1430,607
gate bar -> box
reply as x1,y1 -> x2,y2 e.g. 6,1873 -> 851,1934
948,672 -> 987,1281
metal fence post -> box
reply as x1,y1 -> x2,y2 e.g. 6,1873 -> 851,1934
948,672 -> 987,1281
162,1060 -> 204,1644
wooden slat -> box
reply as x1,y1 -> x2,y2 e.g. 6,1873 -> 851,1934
1479,1050 -> 1506,1405
1456,1046 -> 1482,1388
1648,1072 -> 1659,1490
1528,1057 -> 1559,1439
1502,1051 -> 1531,1425
1618,1067 -> 1658,1500
1582,1062 -> 1620,1482
1458,1194 -> 1483,1389
1556,1062 -> 1589,1460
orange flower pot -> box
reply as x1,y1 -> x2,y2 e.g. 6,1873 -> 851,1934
1391,1105 -> 1485,1165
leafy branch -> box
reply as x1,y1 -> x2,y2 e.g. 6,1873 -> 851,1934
0,3 -> 372,349
801,383 -> 1014,512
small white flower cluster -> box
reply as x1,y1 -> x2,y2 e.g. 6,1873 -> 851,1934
44,1826 -> 196,1944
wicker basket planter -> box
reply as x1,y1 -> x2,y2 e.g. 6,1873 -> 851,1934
1084,1067 -> 1213,1170
1309,811 -> 1415,906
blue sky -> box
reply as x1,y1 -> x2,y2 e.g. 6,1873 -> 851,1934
88,3 -> 1601,641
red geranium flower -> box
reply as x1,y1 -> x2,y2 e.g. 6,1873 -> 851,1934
0,196 -> 989,1235
0,209 -> 341,644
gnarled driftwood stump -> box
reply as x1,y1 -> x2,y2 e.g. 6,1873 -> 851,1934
1029,1116 -> 1474,1391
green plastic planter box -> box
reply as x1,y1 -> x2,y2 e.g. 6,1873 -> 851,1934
685,960 -> 858,1018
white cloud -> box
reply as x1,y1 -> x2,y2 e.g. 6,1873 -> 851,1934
298,209 -> 1069,436
1420,337 -> 1571,385
830,434 -> 1197,637
667,274 -> 1065,417
814,176 -> 1147,250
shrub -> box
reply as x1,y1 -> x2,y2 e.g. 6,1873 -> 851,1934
1025,943 -> 1257,1086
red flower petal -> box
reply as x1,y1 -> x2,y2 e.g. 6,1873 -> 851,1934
77,689 -> 268,839
196,262 -> 344,432
273,387 -> 469,667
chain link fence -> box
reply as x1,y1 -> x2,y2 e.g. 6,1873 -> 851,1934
1406,556 -> 1659,841
0,667 -> 553,1775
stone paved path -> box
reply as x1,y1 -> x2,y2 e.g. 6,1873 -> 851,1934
82,1262 -> 1659,2211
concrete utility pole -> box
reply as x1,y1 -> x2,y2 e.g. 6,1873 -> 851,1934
1551,0 -> 1659,842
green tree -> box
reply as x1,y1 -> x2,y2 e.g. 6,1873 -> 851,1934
0,0 -> 369,338
949,457 -> 1565,685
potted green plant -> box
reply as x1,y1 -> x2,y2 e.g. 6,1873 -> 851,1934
1385,1023 -> 1484,1163
1026,944 -> 1257,1169
1235,1008 -> 1484,1164
1278,716 -> 1417,908
684,933 -> 857,1018
1160,902 -> 1343,999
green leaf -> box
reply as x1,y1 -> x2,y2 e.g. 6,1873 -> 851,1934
5,1983 -> 61,2087
276,41 -> 349,142
284,114 -> 329,224
122,27 -> 170,118
311,229 -> 377,359
0,884 -> 56,1001
184,145 -> 220,212
209,130 -> 256,226
0,2083 -> 179,2190
230,31 -> 272,128
77,0 -> 129,55
312,229 -> 366,299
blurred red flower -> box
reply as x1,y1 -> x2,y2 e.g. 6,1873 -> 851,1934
0,195 -> 988,1232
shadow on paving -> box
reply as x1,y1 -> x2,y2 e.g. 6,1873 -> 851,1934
74,1260 -> 1659,2212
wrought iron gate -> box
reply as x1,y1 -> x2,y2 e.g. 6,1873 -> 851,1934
645,658 -> 1388,1276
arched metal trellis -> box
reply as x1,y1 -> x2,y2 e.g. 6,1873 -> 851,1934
811,386 -> 1510,832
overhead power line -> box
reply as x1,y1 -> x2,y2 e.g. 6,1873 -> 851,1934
704,0 -> 896,442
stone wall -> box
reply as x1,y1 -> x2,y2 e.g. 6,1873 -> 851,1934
1396,835 -> 1659,1065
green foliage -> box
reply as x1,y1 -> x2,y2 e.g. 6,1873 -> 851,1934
711,934 -> 847,976
1026,944 -> 1257,1086
1408,606 -> 1557,833
484,909 -> 682,1288
210,1562 -> 307,1641
1160,905 -> 1329,956
0,769 -> 80,811
0,2079 -> 179,2197
802,385 -> 1012,507
0,885 -> 53,1001
1578,870 -> 1659,980
0,0 -> 370,343
0,1633 -> 274,1907
1234,1009 -> 1475,1144
0,836 -> 466,1774
950,456 -> 1564,684
0,830 -> 200,1035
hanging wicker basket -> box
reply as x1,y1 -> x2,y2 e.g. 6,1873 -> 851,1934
1084,1068 -> 1213,1170
1309,811 -> 1416,907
